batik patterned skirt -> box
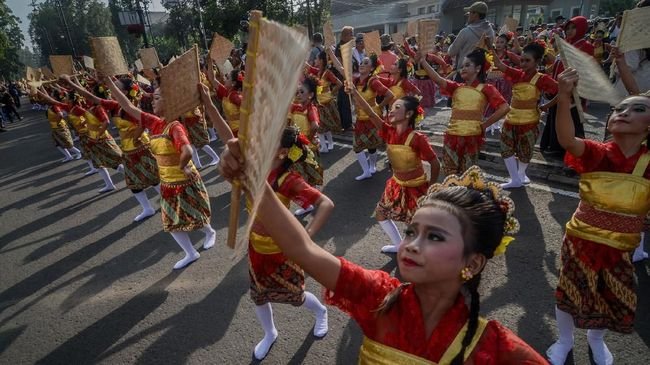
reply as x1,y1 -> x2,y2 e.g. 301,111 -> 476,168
500,123 -> 540,163
317,101 -> 342,133
185,118 -> 210,148
78,134 -> 92,160
291,143 -> 323,186
376,177 -> 429,223
555,233 -> 636,333
87,135 -> 123,169
353,119 -> 383,153
442,134 -> 484,176
412,77 -> 437,108
122,144 -> 160,190
249,243 -> 305,306
52,127 -> 74,149
159,173 -> 211,232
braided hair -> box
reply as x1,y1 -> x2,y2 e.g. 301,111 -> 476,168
375,186 -> 507,364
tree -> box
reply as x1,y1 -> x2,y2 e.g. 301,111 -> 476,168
0,0 -> 25,79
29,0 -> 116,64
600,0 -> 636,17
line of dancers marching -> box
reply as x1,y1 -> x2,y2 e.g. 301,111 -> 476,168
25,20 -> 649,364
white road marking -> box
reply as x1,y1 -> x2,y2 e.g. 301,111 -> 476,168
331,141 -> 580,200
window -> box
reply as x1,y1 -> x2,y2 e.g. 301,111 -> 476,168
550,8 -> 562,20
418,7 -> 425,15
512,5 -> 522,21
571,6 -> 581,17
428,5 -> 435,14
390,24 -> 398,34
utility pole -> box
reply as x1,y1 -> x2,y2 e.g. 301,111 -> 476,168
54,0 -> 77,56
136,0 -> 150,47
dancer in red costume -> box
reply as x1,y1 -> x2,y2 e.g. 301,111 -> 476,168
352,90 -> 439,253
220,141 -> 546,363
547,69 -> 650,365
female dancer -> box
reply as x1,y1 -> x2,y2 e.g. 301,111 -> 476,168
181,105 -> 221,169
289,77 -> 324,185
351,54 -> 394,181
386,58 -> 421,101
351,90 -> 440,253
489,42 -> 558,188
484,33 -> 521,135
104,77 -> 222,269
314,51 -> 342,153
547,68 -> 650,365
419,49 -> 509,176
220,145 -> 546,363
247,127 -> 333,360
403,40 -> 450,109
62,75 -> 161,222
35,88 -> 82,163
206,61 -> 242,137
540,16 -> 592,154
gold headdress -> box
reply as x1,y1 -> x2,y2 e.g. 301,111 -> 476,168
419,166 -> 519,256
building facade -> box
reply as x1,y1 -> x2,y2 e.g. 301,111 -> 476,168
331,0 -> 442,37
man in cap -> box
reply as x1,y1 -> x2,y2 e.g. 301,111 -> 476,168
378,34 -> 397,77
447,2 -> 495,72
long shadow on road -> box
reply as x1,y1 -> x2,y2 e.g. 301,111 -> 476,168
35,272 -> 181,365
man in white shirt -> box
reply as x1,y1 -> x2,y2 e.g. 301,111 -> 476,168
352,33 -> 366,77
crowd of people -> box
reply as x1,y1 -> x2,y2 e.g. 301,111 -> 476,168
4,0 -> 649,363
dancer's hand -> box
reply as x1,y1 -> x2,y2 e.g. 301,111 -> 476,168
557,68 -> 578,99
182,164 -> 194,179
219,138 -> 245,183
198,83 -> 211,104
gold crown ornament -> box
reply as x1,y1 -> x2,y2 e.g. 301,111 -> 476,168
419,165 -> 520,256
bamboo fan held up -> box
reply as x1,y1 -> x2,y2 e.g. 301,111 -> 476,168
227,10 -> 311,250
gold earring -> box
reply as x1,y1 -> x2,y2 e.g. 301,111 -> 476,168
460,267 -> 473,281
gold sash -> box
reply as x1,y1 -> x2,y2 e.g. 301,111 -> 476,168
113,116 -> 145,152
359,317 -> 488,365
84,109 -> 110,140
390,83 -> 405,100
67,113 -> 87,134
356,77 -> 382,120
47,109 -> 67,130
386,131 -> 427,187
149,121 -> 197,183
249,173 -> 292,254
222,93 -> 241,131
566,153 -> 650,251
290,109 -> 313,139
507,73 -> 542,125
317,75 -> 334,104
447,85 -> 485,136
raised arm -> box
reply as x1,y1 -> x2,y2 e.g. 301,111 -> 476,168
490,49 -> 508,72
614,48 -> 640,95
419,56 -> 448,89
219,140 -> 342,291
60,74 -> 102,105
104,76 -> 143,123
555,68 -> 585,156
36,88 -> 60,106
326,47 -> 345,77
199,83 -> 235,141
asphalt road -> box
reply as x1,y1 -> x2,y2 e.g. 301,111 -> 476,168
0,102 -> 648,364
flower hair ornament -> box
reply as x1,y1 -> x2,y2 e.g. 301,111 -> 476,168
418,166 -> 520,256
415,105 -> 425,124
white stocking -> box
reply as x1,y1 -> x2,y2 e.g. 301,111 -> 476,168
325,132 -> 334,150
633,232 -> 648,262
379,220 -> 403,253
57,147 -> 72,162
85,160 -> 98,176
368,152 -> 378,174
169,232 -> 200,270
546,307 -> 575,365
355,152 -> 371,181
191,146 -> 203,169
587,329 -> 613,365
253,303 -> 278,360
97,168 -> 116,193
67,146 -> 82,159
501,157 -> 522,189
133,191 -> 155,222
302,291 -> 328,337
199,224 -> 216,249
153,184 -> 161,194
201,145 -> 220,166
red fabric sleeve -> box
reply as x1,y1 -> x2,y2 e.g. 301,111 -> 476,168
371,77 -> 390,96
52,101 -> 71,112
280,172 -> 322,208
215,83 -> 228,99
306,64 -> 319,76
91,105 -> 110,124
99,99 -> 120,114
403,41 -> 416,58
378,76 -> 393,88
412,133 -> 437,162
324,258 -> 401,330
482,84 -> 508,109
426,53 -> 447,67
472,321 -> 549,364
564,139 -> 608,174
307,104 -> 320,125
503,65 -> 525,83
401,79 -> 420,95
229,91 -> 242,106
141,112 -> 164,134
506,51 -> 521,66
442,80 -> 462,96
70,106 -> 86,117
324,70 -> 339,85
169,122 -> 191,153
378,121 -> 392,141
536,74 -> 558,95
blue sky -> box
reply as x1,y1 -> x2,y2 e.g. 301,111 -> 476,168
7,0 -> 166,49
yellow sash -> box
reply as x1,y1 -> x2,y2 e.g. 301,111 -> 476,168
250,173 -> 292,254
290,108 -> 313,139
317,74 -> 334,105
507,73 -> 542,125
566,153 -> 650,251
67,113 -> 87,134
386,131 -> 428,187
222,93 -> 240,131
47,108 -> 67,130
113,115 -> 145,152
356,77 -> 382,120
447,85 -> 485,136
359,317 -> 488,365
390,83 -> 406,100
84,109 -> 109,140
149,121 -> 197,183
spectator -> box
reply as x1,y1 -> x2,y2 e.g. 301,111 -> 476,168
613,0 -> 650,96
352,33 -> 366,77
335,26 -> 355,130
1,87 -> 21,122
308,33 -> 324,66
378,34 -> 397,76
9,82 -> 21,108
448,2 -> 495,75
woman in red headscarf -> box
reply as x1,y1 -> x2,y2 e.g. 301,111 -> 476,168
540,16 -> 593,154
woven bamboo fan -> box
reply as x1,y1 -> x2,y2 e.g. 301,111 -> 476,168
139,47 -> 161,69
364,30 -> 381,56
26,66 -> 38,81
159,45 -> 201,122
50,55 -> 74,76
134,59 -> 144,71
227,10 -> 310,250
83,56 -> 95,70
340,39 -> 354,88
417,19 -> 439,53
40,66 -> 56,80
323,20 -> 335,47
90,37 -> 129,76
209,33 -> 234,65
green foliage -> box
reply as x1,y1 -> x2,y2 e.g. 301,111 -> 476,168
0,0 -> 25,79
29,0 -> 116,64
600,0 -> 637,16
